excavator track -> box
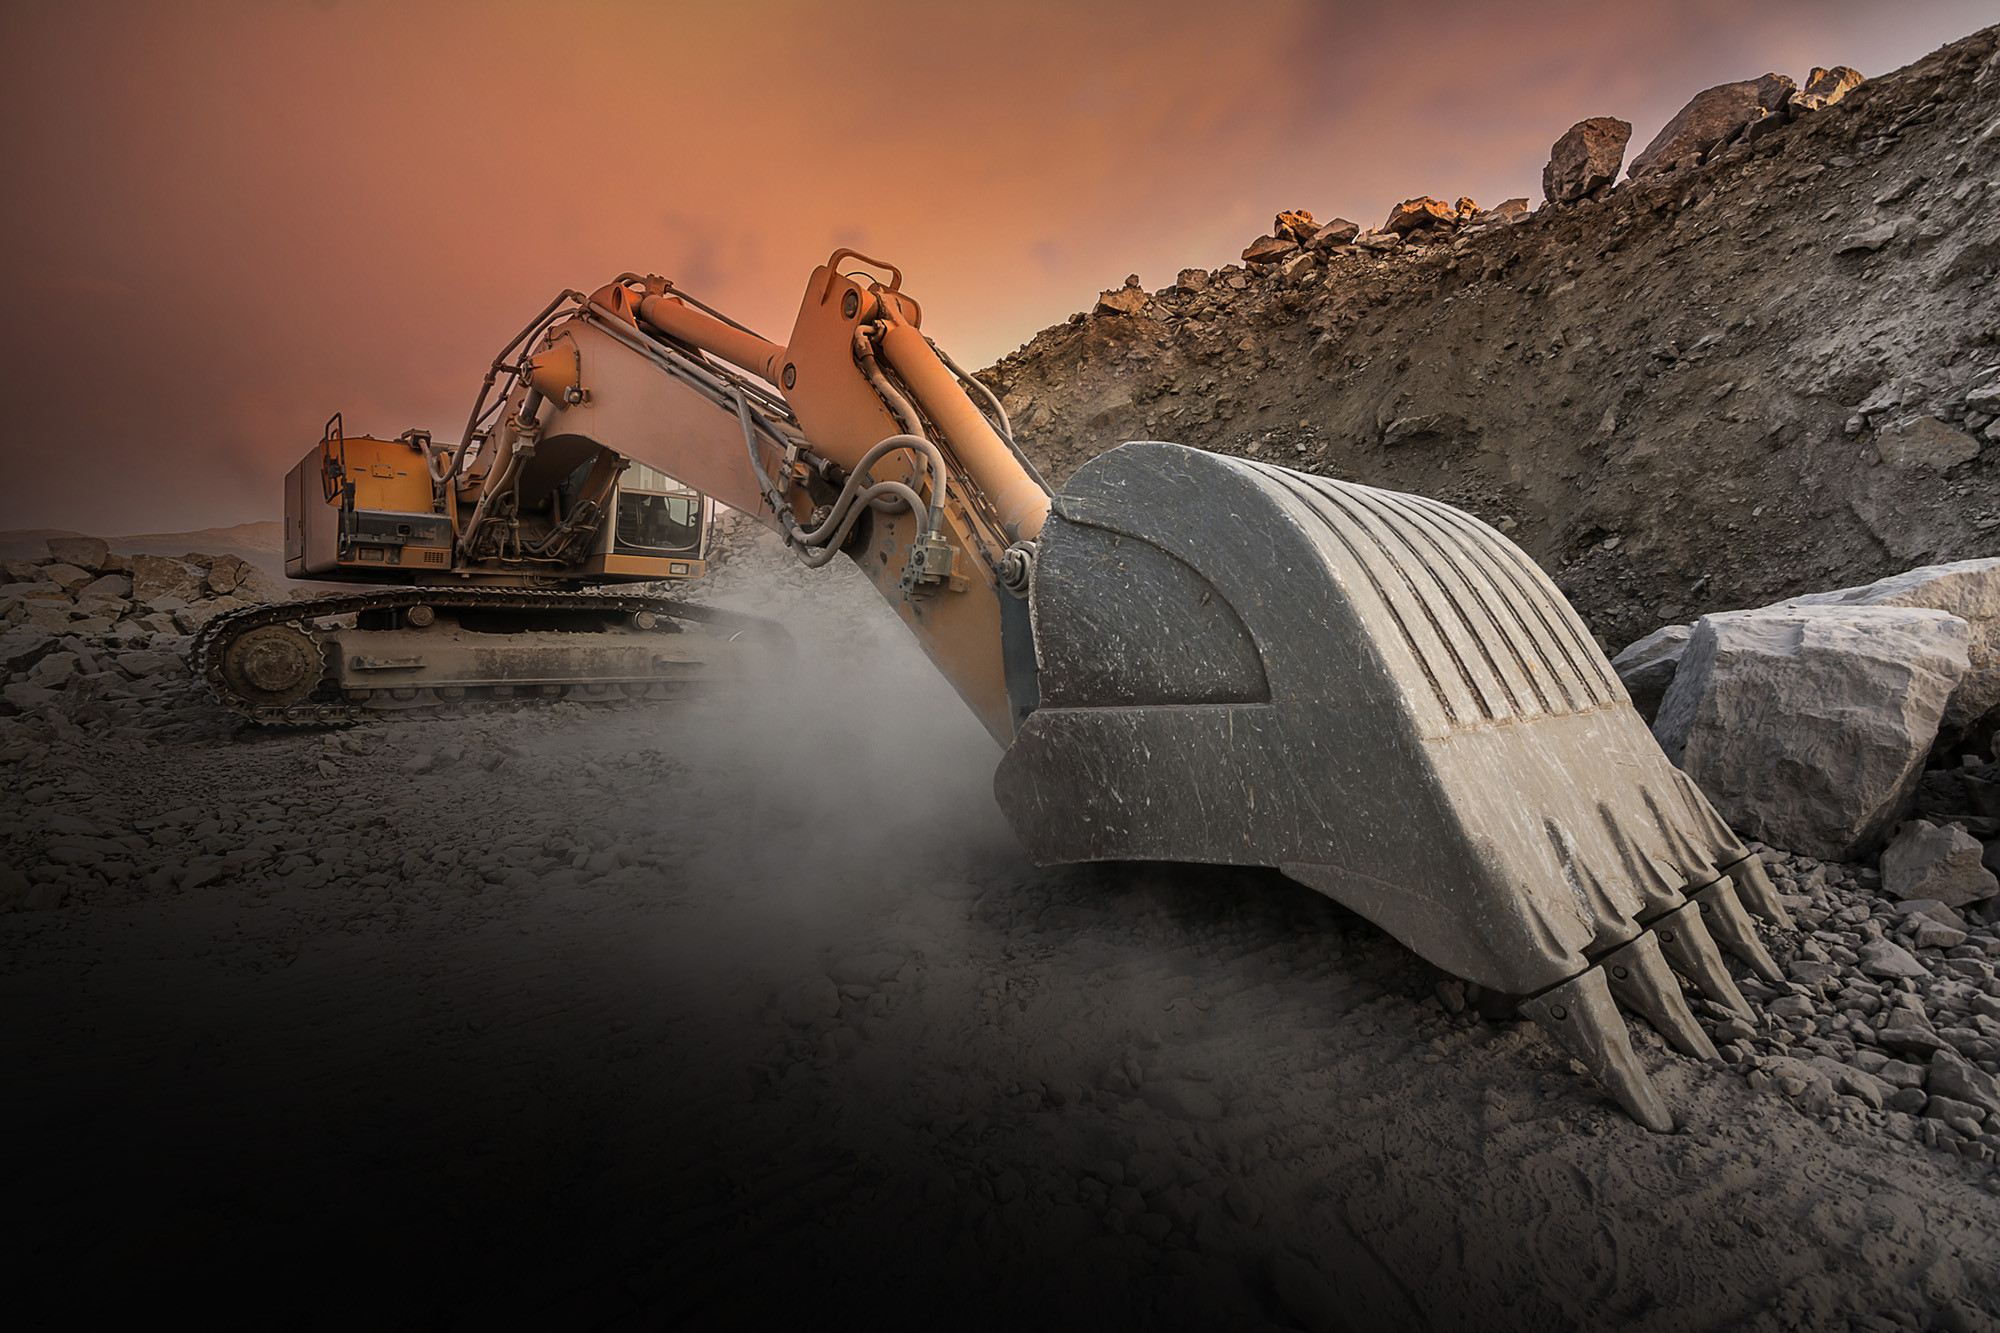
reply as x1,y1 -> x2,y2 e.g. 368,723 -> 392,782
192,587 -> 786,727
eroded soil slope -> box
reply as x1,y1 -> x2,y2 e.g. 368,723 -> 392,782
982,27 -> 2000,654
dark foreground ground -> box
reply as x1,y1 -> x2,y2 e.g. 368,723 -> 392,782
5,566 -> 1999,1332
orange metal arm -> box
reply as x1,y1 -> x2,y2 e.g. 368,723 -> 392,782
636,294 -> 787,386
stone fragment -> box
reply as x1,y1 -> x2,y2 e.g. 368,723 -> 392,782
29,651 -> 82,687
1654,606 -> 1969,860
1,558 -> 45,582
1353,231 -> 1402,253
1930,1048 -> 2000,1117
1774,559 -> 2000,741
0,627 -> 59,671
1382,197 -> 1455,235
1790,65 -> 1864,114
1611,624 -> 1691,723
115,651 -> 176,678
132,554 -> 207,604
1912,917 -> 1970,950
1858,939 -> 1932,980
1093,284 -> 1147,318
77,573 -> 133,600
1175,269 -> 1209,291
1629,75 -> 1792,177
45,536 -> 109,570
1877,1058 -> 1926,1089
1741,107 -> 1791,145
1277,251 -> 1317,284
1878,416 -> 1981,472
1306,218 -> 1359,249
204,555 -> 253,595
1272,209 -> 1317,244
40,563 -> 92,590
1883,821 -> 2000,908
1836,221 -> 1900,255
1241,236 -> 1297,266
1543,117 -> 1632,203
1,683 -> 55,710
1833,1066 -> 1890,1110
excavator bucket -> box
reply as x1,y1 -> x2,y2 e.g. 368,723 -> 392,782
993,442 -> 1789,1130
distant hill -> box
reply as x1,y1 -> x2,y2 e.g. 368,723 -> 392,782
0,520 -> 284,578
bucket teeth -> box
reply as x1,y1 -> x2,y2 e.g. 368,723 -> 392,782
1692,879 -> 1786,985
1599,932 -> 1719,1062
1651,900 -> 1752,1019
1721,854 -> 1792,928
1519,968 -> 1674,1133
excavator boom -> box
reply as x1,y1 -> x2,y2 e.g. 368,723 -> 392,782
426,252 -> 1791,1129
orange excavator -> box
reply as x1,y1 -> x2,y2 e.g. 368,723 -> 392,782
201,250 -> 1792,1128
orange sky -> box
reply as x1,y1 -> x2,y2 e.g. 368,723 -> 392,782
2,0 -> 1993,535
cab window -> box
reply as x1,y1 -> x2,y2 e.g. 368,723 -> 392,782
616,492 -> 700,553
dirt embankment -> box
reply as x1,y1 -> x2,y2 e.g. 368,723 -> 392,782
980,27 -> 2000,656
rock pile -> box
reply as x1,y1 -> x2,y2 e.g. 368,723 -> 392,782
987,25 -> 1999,660
0,537 -> 288,746
1712,837 -> 2000,1166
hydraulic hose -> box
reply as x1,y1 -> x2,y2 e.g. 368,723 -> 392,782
793,480 -> 929,568
790,433 -> 949,548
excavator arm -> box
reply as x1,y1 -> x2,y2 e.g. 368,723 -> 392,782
453,254 -> 1043,742
451,250 -> 1795,1130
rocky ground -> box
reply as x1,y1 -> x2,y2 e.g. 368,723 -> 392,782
980,27 -> 2000,659
4,531 -> 2000,1330
11,25 -> 2000,1332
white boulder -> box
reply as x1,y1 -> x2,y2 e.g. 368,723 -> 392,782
1772,558 -> 2000,741
1611,624 -> 1691,723
1654,606 -> 1970,860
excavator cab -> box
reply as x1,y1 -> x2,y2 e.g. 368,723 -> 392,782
281,417 -> 711,586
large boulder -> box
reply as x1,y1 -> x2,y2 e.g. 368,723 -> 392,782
1771,559 -> 2000,743
1382,197 -> 1456,235
1629,74 -> 1794,178
1093,277 -> 1149,317
1654,606 -> 1970,860
131,554 -> 206,604
1790,65 -> 1864,114
1306,218 -> 1360,250
45,536 -> 109,570
1271,210 -> 1318,244
1611,623 -> 1691,722
1543,117 -> 1632,203
1241,235 -> 1297,266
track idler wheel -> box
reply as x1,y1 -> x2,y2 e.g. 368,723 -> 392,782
221,623 -> 325,707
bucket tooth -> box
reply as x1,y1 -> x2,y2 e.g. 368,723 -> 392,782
1720,854 -> 1791,928
1519,968 -> 1674,1132
1651,901 -> 1752,1018
1599,932 -> 1719,1062
1692,879 -> 1785,985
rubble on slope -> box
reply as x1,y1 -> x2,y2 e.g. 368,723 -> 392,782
0,540 -> 292,751
980,25 -> 2000,659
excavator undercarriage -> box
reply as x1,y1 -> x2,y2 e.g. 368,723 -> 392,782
195,588 -> 785,725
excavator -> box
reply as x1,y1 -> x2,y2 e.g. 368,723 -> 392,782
199,248 -> 1793,1129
